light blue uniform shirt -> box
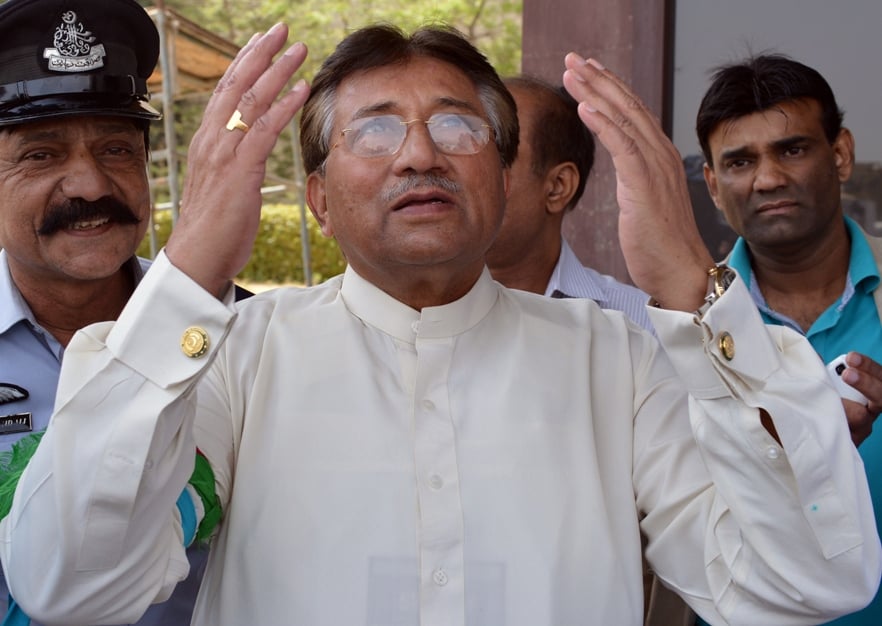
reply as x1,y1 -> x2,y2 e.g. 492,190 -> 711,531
0,251 -> 150,452
728,216 -> 882,626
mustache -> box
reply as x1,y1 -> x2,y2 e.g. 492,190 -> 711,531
381,173 -> 462,203
38,197 -> 141,235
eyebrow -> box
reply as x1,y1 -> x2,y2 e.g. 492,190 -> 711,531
349,101 -> 396,120
718,146 -> 753,163
348,97 -> 482,122
771,134 -> 812,151
719,134 -> 812,162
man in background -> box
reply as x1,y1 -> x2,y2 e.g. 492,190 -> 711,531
486,75 -> 652,332
1,22 -> 879,626
0,0 -> 250,623
697,52 -> 882,624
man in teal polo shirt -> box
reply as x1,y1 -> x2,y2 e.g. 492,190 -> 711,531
697,53 -> 882,624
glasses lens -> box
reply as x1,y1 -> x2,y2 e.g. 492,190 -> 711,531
340,114 -> 492,157
427,113 -> 491,155
343,115 -> 406,157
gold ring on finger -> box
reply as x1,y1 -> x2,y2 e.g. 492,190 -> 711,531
225,109 -> 250,133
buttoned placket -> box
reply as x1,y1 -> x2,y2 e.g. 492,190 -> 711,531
411,328 -> 466,626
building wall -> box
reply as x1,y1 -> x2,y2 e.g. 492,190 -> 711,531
522,0 -> 672,283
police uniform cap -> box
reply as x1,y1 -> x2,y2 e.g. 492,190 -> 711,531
0,0 -> 162,127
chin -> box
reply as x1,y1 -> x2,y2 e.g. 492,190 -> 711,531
55,250 -> 133,281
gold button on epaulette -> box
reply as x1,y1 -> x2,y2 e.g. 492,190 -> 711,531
181,326 -> 209,358
718,332 -> 735,361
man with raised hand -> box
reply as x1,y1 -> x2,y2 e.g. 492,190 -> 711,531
1,23 -> 878,626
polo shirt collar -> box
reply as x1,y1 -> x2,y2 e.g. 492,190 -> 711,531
727,215 -> 879,312
0,249 -> 34,335
0,251 -> 149,335
844,215 -> 880,294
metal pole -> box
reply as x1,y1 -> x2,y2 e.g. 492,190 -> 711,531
290,116 -> 312,286
154,1 -> 181,225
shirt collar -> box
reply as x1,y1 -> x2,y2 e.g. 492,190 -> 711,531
0,251 -> 150,336
726,237 -> 754,290
340,264 -> 499,343
843,215 -> 880,293
545,240 -> 606,301
727,216 -> 879,314
0,249 -> 34,335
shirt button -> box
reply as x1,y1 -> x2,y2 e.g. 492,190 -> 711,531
432,568 -> 448,586
411,321 -> 421,334
766,445 -> 781,460
429,474 -> 444,490
422,399 -> 435,411
717,332 -> 735,361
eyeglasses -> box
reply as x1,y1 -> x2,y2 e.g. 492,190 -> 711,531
332,113 -> 493,158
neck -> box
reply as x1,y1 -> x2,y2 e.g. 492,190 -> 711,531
487,233 -> 562,295
749,222 -> 850,289
748,225 -> 851,331
355,263 -> 486,311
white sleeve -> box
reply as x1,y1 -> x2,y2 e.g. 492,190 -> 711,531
644,273 -> 881,623
0,251 -> 237,625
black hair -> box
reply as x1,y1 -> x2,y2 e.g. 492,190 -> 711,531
300,23 -> 518,175
696,53 -> 843,167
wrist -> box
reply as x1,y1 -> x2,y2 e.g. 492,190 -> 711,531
649,265 -> 717,312
694,264 -> 736,318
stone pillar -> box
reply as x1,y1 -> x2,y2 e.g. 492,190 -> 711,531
522,0 -> 673,283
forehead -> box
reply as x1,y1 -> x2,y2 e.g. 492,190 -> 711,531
333,57 -> 485,123
1,116 -> 142,144
708,98 -> 825,152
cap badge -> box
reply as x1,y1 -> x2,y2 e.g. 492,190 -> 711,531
43,10 -> 106,73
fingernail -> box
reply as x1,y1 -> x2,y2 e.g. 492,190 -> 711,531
580,102 -> 597,114
285,41 -> 306,57
845,352 -> 862,366
587,58 -> 605,70
292,79 -> 307,93
565,69 -> 586,84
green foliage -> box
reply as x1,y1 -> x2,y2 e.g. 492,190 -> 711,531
137,204 -> 347,285
0,431 -> 45,521
157,0 -> 523,79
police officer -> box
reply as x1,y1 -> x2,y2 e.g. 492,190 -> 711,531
0,0 -> 207,623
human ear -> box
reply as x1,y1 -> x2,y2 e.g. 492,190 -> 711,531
833,128 -> 855,183
546,161 -> 579,214
703,162 -> 723,211
306,172 -> 335,238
